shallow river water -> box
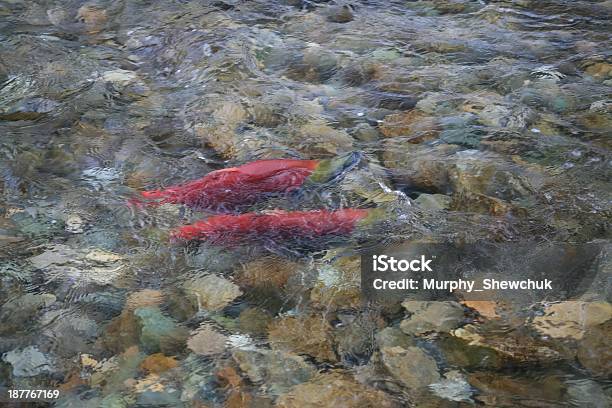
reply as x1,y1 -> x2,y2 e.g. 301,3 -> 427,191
0,0 -> 611,407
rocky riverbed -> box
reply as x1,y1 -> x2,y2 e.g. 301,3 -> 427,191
1,0 -> 611,407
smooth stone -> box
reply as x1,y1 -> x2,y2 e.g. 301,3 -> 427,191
232,348 -> 316,395
414,193 -> 451,210
183,274 -> 242,311
3,346 -> 56,377
186,324 -> 228,356
577,319 -> 612,378
276,371 -> 398,408
400,300 -> 465,335
532,301 -> 612,340
380,345 -> 440,389
0,293 -> 56,333
268,314 -> 337,362
134,307 -> 188,354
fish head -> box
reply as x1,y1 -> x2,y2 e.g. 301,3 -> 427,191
303,151 -> 363,187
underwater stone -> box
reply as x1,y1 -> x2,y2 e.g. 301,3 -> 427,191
183,274 -> 242,311
3,346 -> 56,377
134,306 -> 188,354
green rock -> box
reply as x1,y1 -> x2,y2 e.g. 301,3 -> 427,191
136,390 -> 183,407
371,48 -> 401,62
134,307 -> 188,354
11,211 -> 63,238
100,394 -> 130,408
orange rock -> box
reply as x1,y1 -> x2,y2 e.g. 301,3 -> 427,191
276,371 -> 398,408
217,366 -> 243,388
235,256 -> 300,288
225,391 -> 252,408
450,192 -> 522,217
76,5 -> 108,34
125,289 -> 163,311
584,62 -> 611,79
140,353 -> 179,374
462,300 -> 500,319
99,311 -> 140,353
59,371 -> 86,391
379,110 -> 439,142
268,314 -> 337,362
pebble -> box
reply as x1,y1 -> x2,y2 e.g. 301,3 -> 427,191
380,345 -> 441,389
400,300 -> 465,335
183,274 -> 242,311
186,324 -> 228,356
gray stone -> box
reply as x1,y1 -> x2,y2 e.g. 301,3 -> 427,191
183,274 -> 242,311
3,346 -> 56,377
380,345 -> 440,389
232,348 -> 317,395
0,293 -> 56,334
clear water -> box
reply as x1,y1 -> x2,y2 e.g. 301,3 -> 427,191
0,1 -> 610,407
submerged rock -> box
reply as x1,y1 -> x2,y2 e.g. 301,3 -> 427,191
296,120 -> 354,155
3,346 -> 57,377
566,379 -> 611,408
237,307 -> 273,336
451,324 -> 562,365
28,244 -> 127,287
334,312 -> 381,365
236,256 -> 301,289
376,327 -> 415,350
65,214 -> 85,233
134,307 -> 188,354
183,274 -> 242,311
532,301 -> 612,340
414,193 -> 451,210
429,370 -> 473,402
41,309 -> 99,356
0,293 -> 56,334
195,101 -> 248,158
437,333 -> 503,370
186,324 -> 228,356
139,353 -> 179,375
583,61 -> 612,80
232,348 -> 316,395
400,300 -> 465,335
577,319 -> 612,378
0,97 -> 60,121
101,69 -> 139,87
276,371 -> 398,408
469,371 -> 566,406
76,4 -> 108,34
379,109 -> 439,142
310,257 -> 362,311
268,314 -> 337,362
379,345 -> 440,389
136,388 -> 182,407
325,5 -> 354,23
